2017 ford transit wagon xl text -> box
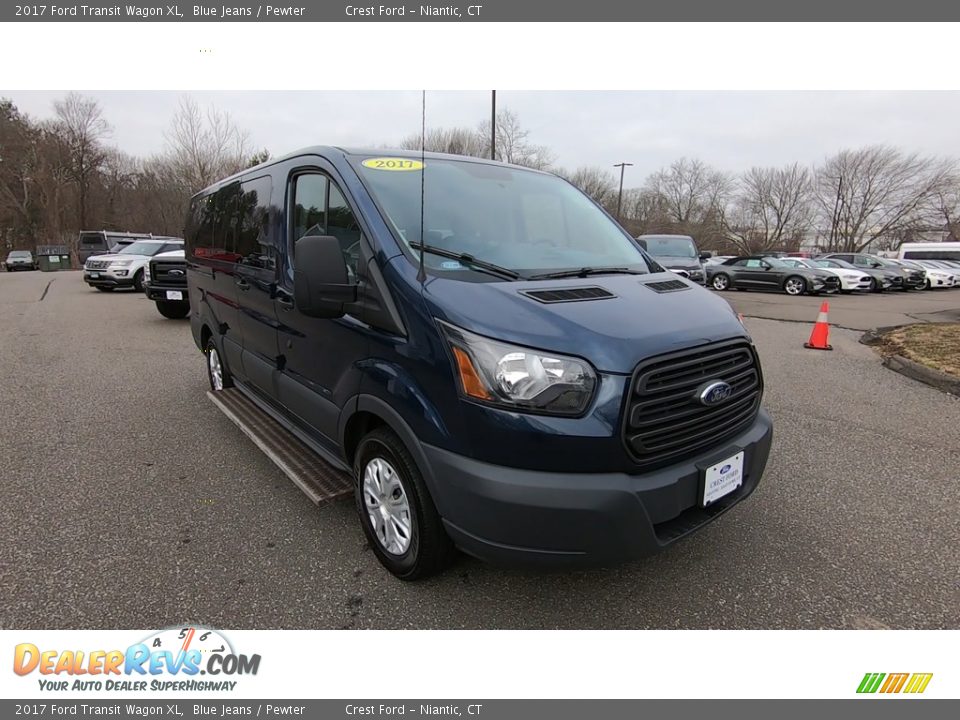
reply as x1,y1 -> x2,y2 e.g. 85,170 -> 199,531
186,147 -> 774,580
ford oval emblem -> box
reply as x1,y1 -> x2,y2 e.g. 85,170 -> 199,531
720,464 -> 732,475
698,380 -> 733,406
169,269 -> 185,276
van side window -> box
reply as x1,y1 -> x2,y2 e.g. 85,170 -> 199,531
236,176 -> 274,271
291,173 -> 361,280
187,185 -> 240,263
293,174 -> 328,242
327,185 -> 361,277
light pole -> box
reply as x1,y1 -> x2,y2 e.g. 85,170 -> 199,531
614,162 -> 633,222
490,90 -> 497,161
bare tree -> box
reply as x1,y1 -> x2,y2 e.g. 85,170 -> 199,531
929,177 -> 960,242
163,96 -> 252,193
399,126 -> 485,157
814,146 -> 955,252
724,163 -> 814,253
478,109 -> 554,169
561,166 -> 618,208
53,92 -> 111,229
645,158 -> 732,228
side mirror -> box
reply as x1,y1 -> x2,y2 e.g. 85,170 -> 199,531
871,262 -> 882,268
293,235 -> 357,319
699,251 -> 712,260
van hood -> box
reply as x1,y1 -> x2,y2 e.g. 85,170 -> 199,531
422,271 -> 748,374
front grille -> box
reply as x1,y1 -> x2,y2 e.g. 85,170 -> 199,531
86,260 -> 109,270
623,339 -> 762,466
150,260 -> 188,287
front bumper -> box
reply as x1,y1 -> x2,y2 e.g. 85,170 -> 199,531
5,262 -> 33,270
425,408 -> 773,568
84,270 -> 134,288
144,282 -> 189,303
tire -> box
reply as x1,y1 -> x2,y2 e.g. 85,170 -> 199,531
96,286 -> 114,292
711,274 -> 730,291
868,278 -> 882,293
783,275 -> 807,296
133,269 -> 145,292
156,301 -> 190,319
354,427 -> 455,580
204,336 -> 233,391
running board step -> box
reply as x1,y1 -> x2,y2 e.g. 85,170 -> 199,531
207,389 -> 353,506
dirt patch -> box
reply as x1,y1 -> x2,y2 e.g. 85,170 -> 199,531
872,323 -> 960,378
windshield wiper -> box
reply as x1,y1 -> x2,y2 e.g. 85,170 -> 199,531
527,266 -> 642,280
409,242 -> 521,281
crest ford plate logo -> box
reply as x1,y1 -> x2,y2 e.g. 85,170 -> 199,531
698,380 -> 733,406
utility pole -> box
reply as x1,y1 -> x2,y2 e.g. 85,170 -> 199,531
490,90 -> 497,161
614,162 -> 633,222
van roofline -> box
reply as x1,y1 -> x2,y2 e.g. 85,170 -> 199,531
190,145 -> 553,200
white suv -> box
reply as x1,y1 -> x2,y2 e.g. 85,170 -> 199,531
83,238 -> 184,292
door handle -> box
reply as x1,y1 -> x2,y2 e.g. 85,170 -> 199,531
235,278 -> 250,291
276,294 -> 294,310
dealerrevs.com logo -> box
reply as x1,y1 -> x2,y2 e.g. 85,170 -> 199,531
13,627 -> 261,692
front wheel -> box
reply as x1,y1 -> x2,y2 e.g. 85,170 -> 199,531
354,427 -> 455,580
156,301 -> 190,319
784,276 -> 807,296
133,269 -> 145,292
711,274 -> 730,291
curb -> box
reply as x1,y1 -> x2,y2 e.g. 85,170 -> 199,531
881,354 -> 960,398
860,325 -> 960,398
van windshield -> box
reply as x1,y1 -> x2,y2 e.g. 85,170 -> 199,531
118,241 -> 166,256
353,157 -> 651,277
641,236 -> 698,258
79,233 -> 104,247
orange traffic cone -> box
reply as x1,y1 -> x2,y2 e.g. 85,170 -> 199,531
804,302 -> 833,351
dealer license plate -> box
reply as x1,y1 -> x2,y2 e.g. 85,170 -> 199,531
703,451 -> 744,506
165,291 -> 183,300
88,272 -> 99,278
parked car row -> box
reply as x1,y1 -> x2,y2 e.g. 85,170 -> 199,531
702,252 -> 958,296
80,236 -> 191,320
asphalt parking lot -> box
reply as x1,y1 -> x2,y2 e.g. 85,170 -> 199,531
1,271 -> 958,629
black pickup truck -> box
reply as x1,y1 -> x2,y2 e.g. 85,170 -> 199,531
144,250 -> 190,318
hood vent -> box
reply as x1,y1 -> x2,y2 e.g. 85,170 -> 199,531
521,286 -> 616,304
643,279 -> 689,293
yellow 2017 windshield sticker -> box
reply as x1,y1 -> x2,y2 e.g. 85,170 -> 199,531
361,157 -> 424,171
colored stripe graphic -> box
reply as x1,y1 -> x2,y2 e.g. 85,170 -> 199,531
880,673 -> 909,693
903,673 -> 933,694
857,672 -> 933,694
857,673 -> 885,693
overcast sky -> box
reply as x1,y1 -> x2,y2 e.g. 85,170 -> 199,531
5,91 -> 959,186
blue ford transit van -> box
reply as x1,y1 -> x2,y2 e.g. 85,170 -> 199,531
187,147 -> 773,579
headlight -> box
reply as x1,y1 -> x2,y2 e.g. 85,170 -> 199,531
109,259 -> 134,267
439,321 -> 597,416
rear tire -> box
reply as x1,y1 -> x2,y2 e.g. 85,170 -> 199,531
204,337 -> 233,391
354,427 -> 456,581
156,301 -> 190,319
